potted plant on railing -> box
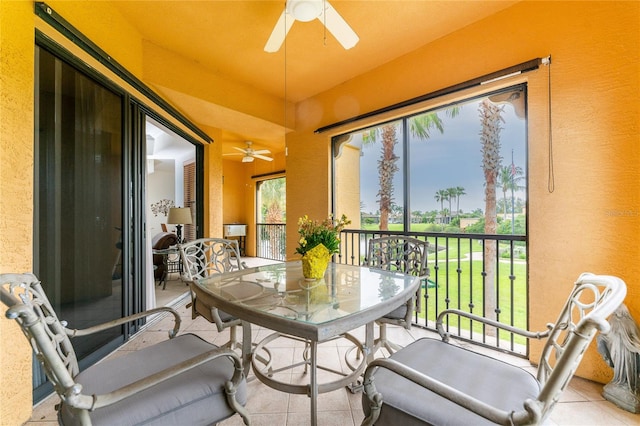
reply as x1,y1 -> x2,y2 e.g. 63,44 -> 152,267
296,214 -> 351,280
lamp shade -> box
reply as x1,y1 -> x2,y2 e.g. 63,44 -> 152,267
167,207 -> 193,225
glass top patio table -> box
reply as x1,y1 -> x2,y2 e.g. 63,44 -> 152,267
195,260 -> 420,426
194,260 -> 420,342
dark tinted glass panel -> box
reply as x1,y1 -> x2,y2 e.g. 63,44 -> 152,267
35,47 -> 123,360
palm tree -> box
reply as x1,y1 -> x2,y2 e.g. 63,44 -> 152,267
446,187 -> 457,219
260,177 -> 286,223
479,99 -> 504,323
258,177 -> 286,259
497,164 -> 524,220
454,186 -> 466,219
363,108 -> 459,230
434,189 -> 448,219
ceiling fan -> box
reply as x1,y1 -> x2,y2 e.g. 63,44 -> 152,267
264,0 -> 359,53
224,141 -> 273,163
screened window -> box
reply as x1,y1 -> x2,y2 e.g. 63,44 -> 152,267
256,176 -> 286,261
334,86 -> 527,235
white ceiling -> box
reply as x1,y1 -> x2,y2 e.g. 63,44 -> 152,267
146,119 -> 194,171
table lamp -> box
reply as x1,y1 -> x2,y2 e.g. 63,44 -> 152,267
167,207 -> 192,243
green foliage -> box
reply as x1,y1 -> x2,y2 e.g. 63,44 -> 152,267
496,215 -> 526,235
296,214 -> 351,255
463,215 -> 525,235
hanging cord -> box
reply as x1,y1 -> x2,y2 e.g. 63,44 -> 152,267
544,56 -> 554,193
284,7 -> 288,151
323,0 -> 327,46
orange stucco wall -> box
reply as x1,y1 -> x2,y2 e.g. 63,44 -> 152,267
0,1 -> 35,424
1,0 -> 639,422
202,126 -> 224,238
287,1 -> 639,382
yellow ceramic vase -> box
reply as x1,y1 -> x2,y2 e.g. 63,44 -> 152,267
301,243 -> 331,280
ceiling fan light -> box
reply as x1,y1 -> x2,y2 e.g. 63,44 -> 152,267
287,0 -> 322,22
242,155 -> 254,163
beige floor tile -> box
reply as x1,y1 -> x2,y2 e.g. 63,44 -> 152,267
288,388 -> 352,413
30,394 -> 58,423
287,410 -> 355,426
567,376 -> 607,401
351,408 -> 365,425
220,412 -> 288,426
548,400 -> 630,425
244,373 -> 291,414
598,399 -> 640,425
290,345 -> 343,374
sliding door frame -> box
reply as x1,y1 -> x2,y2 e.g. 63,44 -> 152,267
33,30 -> 205,403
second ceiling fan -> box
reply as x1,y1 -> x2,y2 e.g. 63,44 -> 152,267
225,141 -> 273,163
264,0 -> 359,53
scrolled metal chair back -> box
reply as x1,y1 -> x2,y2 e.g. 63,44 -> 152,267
1,273 -> 79,397
180,238 -> 245,281
366,236 -> 429,278
534,272 -> 626,419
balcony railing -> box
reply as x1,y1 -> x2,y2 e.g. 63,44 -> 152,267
252,225 -> 528,355
336,229 -> 528,357
256,223 -> 287,261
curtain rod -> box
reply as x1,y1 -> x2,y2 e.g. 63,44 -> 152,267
251,170 -> 286,179
35,2 -> 213,143
315,57 -> 547,134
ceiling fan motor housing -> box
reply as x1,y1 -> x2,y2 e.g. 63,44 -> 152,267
287,0 -> 323,22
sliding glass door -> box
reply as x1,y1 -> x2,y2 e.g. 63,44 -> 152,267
33,32 -> 205,402
34,45 -> 139,401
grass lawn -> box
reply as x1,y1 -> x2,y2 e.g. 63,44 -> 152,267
360,224 -> 528,345
422,256 -> 528,345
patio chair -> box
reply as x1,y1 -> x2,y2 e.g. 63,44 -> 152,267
151,231 -> 179,283
361,272 -> 627,426
179,238 -> 247,350
0,273 -> 250,426
366,236 -> 430,355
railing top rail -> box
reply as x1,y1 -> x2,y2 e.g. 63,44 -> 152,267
341,228 -> 526,242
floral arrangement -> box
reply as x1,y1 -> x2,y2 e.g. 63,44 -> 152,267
296,214 -> 351,256
296,214 -> 350,280
150,199 -> 175,217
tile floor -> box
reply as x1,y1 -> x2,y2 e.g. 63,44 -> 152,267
26,271 -> 640,426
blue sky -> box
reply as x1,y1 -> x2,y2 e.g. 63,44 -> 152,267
358,98 -> 526,214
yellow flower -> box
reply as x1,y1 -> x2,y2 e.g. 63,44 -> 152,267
296,214 -> 351,256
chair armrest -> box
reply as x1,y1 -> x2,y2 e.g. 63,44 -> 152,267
66,307 -> 181,339
435,309 -> 552,342
64,346 -> 245,411
362,357 -> 540,425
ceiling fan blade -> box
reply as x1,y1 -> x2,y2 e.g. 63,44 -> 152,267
320,2 -> 359,50
253,154 -> 274,162
223,152 -> 243,156
264,10 -> 295,53
232,146 -> 248,153
253,149 -> 271,155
